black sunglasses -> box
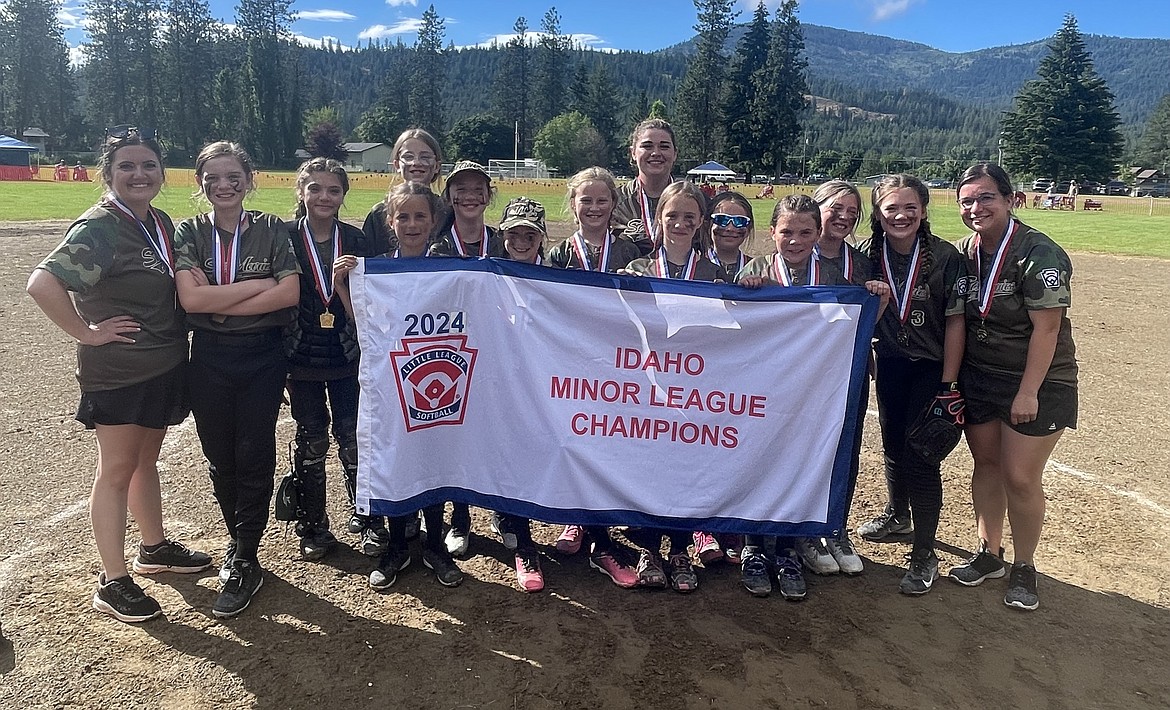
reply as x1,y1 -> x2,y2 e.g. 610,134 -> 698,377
105,125 -> 158,141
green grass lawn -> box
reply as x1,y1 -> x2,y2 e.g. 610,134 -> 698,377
3,178 -> 1167,259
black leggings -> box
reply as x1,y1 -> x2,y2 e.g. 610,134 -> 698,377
874,356 -> 944,552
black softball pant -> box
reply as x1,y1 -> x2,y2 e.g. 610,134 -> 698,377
874,356 -> 943,552
189,329 -> 288,563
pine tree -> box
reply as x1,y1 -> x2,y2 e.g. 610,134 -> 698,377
533,8 -> 570,127
408,5 -> 446,135
493,17 -> 531,156
83,0 -> 163,129
722,1 -> 770,174
161,0 -> 217,159
1000,14 -> 1123,182
753,0 -> 808,175
235,0 -> 295,165
581,65 -> 620,166
0,0 -> 73,140
673,0 -> 737,162
1135,94 -> 1170,171
446,113 -> 514,163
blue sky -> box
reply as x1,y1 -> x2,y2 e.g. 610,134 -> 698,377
57,0 -> 1170,56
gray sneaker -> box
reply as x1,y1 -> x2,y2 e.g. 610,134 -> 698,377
360,525 -> 390,557
949,543 -> 1006,586
795,537 -> 840,575
1004,562 -> 1039,610
133,540 -> 213,574
825,536 -> 864,575
899,548 -> 939,595
857,509 -> 912,542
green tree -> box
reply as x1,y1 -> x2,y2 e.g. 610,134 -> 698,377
236,0 -> 295,165
161,0 -> 217,159
533,112 -> 608,174
210,66 -> 246,143
579,65 -> 620,165
446,113 -> 514,163
303,107 -> 343,142
648,99 -> 669,121
408,5 -> 445,135
674,0 -> 737,161
1000,14 -> 1123,182
753,0 -> 808,174
493,17 -> 531,155
1135,93 -> 1170,171
0,0 -> 73,140
722,1 -> 771,174
84,0 -> 164,128
533,7 -> 570,127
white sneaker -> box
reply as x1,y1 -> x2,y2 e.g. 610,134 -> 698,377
825,536 -> 864,575
795,537 -> 840,575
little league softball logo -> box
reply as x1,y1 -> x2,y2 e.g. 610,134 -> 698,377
389,336 -> 478,431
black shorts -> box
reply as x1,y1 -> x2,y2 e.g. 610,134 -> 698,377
75,361 -> 189,430
960,365 -> 1077,437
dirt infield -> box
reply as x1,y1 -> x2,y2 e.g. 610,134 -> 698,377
1,221 -> 1168,709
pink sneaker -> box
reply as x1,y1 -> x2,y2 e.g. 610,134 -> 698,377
515,550 -> 544,593
589,550 -> 639,588
555,525 -> 584,555
693,531 -> 723,564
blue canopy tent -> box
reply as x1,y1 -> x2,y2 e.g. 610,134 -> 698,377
686,160 -> 736,181
0,135 -> 37,181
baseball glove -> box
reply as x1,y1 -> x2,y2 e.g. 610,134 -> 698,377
907,387 -> 965,465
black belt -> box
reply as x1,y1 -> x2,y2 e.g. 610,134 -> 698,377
193,328 -> 282,347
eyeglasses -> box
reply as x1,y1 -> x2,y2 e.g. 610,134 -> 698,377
105,125 -> 157,141
711,213 -> 751,229
399,152 -> 436,166
958,192 -> 1002,210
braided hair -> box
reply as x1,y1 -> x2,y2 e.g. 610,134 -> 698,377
867,173 -> 937,281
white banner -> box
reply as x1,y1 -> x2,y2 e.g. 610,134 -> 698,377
352,258 -> 878,537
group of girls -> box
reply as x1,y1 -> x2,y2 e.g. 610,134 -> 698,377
30,119 -> 1075,625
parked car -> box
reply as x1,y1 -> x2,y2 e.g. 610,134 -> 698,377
1105,180 -> 1129,196
925,178 -> 950,189
806,173 -> 830,184
776,173 -> 800,185
1133,184 -> 1170,198
1032,177 -> 1053,191
1052,181 -> 1072,195
1079,181 -> 1102,195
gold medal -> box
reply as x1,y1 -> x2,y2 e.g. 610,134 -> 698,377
319,312 -> 335,329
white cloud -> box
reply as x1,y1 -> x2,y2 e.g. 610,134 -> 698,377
385,0 -> 419,6
294,9 -> 356,22
459,31 -> 616,52
869,0 -> 917,22
69,44 -> 86,68
358,19 -> 424,39
294,33 -> 351,50
57,3 -> 83,29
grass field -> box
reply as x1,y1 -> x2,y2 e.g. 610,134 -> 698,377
3,174 -> 1168,258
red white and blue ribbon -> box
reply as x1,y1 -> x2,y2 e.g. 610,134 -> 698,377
772,251 -> 820,287
655,247 -> 698,280
882,236 -> 922,327
710,248 -> 746,276
300,218 -> 342,306
106,197 -> 173,276
211,211 -> 247,285
452,224 -> 489,258
973,219 -> 1018,320
572,232 -> 611,272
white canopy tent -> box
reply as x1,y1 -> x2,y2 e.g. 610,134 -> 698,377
686,160 -> 736,180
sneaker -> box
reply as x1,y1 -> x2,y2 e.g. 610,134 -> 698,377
1004,562 -> 1039,611
773,552 -> 807,601
555,525 -> 585,555
491,513 -> 519,551
360,525 -> 390,557
514,548 -> 545,592
667,553 -> 698,593
899,548 -> 939,596
369,547 -> 412,591
720,534 -> 743,564
825,536 -> 864,576
213,559 -> 264,619
299,529 -> 337,561
635,550 -> 667,588
218,539 -> 237,583
857,509 -> 912,542
347,513 -> 366,535
93,573 -> 161,623
948,543 -> 1006,587
133,539 -> 213,575
740,549 -> 772,597
444,527 -> 470,558
404,512 -> 421,541
422,548 -> 465,587
795,537 -> 840,575
693,531 -> 723,564
589,549 -> 639,588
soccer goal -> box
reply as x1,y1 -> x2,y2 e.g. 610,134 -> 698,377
488,159 -> 552,179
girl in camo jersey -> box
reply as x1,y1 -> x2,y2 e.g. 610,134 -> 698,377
611,118 -> 679,257
947,163 -> 1077,611
28,127 -> 212,624
172,141 -> 301,619
361,128 -> 446,256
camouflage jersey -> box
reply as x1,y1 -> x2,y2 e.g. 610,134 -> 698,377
546,233 -> 641,273
37,203 -> 188,391
734,253 -> 851,287
624,251 -> 722,282
612,179 -> 675,257
173,211 -> 300,334
817,243 -> 874,287
957,221 -> 1077,387
427,225 -> 506,258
